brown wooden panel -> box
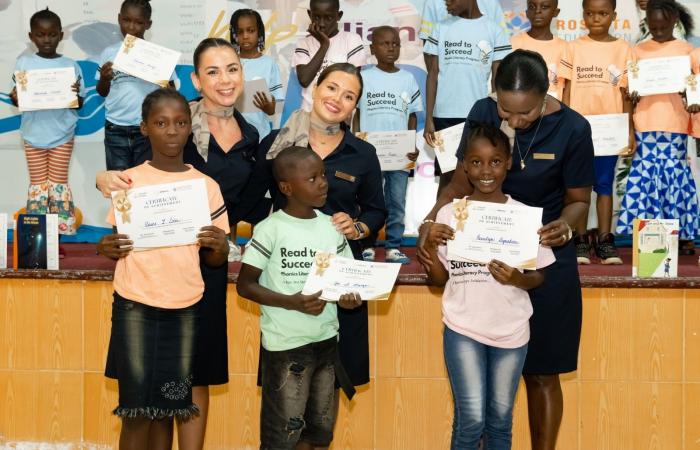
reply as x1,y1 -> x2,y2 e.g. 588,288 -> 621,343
83,281 -> 114,372
686,384 -> 700,449
204,375 -> 261,449
686,290 -> 700,382
83,371 -> 120,446
331,383 -> 374,450
229,288 -> 262,376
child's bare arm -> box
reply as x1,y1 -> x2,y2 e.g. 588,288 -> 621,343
422,225 -> 450,286
622,87 -> 635,155
562,79 -> 571,106
488,260 -> 544,290
96,228 -> 133,260
407,112 -> 419,161
424,54 -> 439,147
296,24 -> 330,87
96,62 -> 114,97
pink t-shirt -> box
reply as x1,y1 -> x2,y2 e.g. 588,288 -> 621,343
436,196 -> 556,348
292,31 -> 367,111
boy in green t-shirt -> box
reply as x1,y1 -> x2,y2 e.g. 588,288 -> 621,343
237,145 -> 362,450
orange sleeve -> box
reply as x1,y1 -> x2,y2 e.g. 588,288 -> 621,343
559,41 -> 573,81
206,177 -> 230,234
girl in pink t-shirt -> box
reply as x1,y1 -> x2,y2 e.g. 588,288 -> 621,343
617,0 -> 698,248
423,123 -> 555,449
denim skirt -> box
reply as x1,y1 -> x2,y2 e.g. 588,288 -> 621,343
105,292 -> 199,420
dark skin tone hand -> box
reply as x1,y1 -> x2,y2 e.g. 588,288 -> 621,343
253,91 -> 276,116
10,77 -> 83,108
296,22 -> 331,87
96,61 -> 114,97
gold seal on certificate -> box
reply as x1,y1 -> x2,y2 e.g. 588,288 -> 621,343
302,254 -> 401,301
686,74 -> 700,106
447,199 -> 543,270
627,55 -> 691,97
112,34 -> 181,87
356,130 -> 416,171
111,179 -> 211,250
584,113 -> 629,156
15,67 -> 79,112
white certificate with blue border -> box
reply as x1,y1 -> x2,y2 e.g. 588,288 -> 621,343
15,67 -> 79,112
111,179 -> 211,250
446,199 -> 543,270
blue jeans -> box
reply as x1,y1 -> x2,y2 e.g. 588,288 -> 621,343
383,170 -> 409,249
443,326 -> 527,450
104,120 -> 149,170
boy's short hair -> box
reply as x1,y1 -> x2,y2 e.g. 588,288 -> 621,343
370,26 -> 398,43
465,122 -> 512,156
30,7 -> 61,29
272,146 -> 321,182
309,0 -> 340,10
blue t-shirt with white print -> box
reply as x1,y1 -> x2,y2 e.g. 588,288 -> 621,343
241,54 -> 283,141
358,66 -> 423,133
419,0 -> 505,40
423,15 -> 511,118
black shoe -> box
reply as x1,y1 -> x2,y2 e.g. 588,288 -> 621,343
575,234 -> 591,265
595,233 -> 622,265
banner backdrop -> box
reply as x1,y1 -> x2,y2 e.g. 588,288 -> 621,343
0,0 -> 697,236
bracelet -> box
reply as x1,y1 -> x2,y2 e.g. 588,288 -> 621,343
564,221 -> 573,242
353,222 -> 365,240
420,219 -> 435,227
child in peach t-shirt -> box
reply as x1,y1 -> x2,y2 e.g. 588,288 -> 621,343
511,0 -> 567,100
618,0 -> 698,248
560,0 -> 633,266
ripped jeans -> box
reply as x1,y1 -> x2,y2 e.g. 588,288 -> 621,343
260,336 -> 339,450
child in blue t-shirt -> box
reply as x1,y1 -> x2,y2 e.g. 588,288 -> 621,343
10,8 -> 85,236
353,26 -> 423,264
423,0 -> 511,189
230,9 -> 284,142
237,146 -> 361,449
96,0 -> 177,170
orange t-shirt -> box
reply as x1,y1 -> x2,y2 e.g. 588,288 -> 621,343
107,162 -> 230,309
632,39 -> 692,134
560,35 -> 633,115
510,32 -> 568,100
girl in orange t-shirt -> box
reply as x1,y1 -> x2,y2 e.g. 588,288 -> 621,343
617,0 -> 698,246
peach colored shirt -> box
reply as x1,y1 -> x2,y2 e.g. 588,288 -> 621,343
689,47 -> 700,137
632,39 -> 692,134
107,162 -> 230,309
560,35 -> 632,115
510,32 -> 568,100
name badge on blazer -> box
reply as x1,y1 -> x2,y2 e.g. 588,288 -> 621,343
335,171 -> 356,183
533,153 -> 555,160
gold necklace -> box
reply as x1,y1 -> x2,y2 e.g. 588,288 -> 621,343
514,100 -> 547,171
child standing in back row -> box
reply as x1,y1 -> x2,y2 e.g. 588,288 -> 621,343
10,8 -> 85,237
511,0 -> 567,100
292,0 -> 367,112
96,0 -> 178,171
354,26 -> 423,265
561,0 -> 633,265
618,0 -> 698,247
230,9 -> 284,142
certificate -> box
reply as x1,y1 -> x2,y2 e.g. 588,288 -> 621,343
356,130 -> 416,171
686,74 -> 700,106
112,35 -> 181,87
235,78 -> 269,113
627,56 -> 691,97
446,198 -> 543,270
15,67 -> 78,112
111,179 -> 211,249
302,253 -> 401,301
585,113 -> 629,156
431,122 -> 464,173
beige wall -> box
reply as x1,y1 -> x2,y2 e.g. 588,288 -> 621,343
1,279 -> 699,449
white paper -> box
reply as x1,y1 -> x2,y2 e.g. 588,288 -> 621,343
431,122 -> 464,173
111,179 -> 211,249
686,74 -> 700,106
112,34 -> 181,87
447,199 -> 543,270
585,113 -> 629,156
45,214 -> 59,270
302,253 -> 401,301
627,55 -> 691,97
15,67 -> 78,112
235,78 -> 270,113
0,213 -> 6,269
356,130 -> 416,171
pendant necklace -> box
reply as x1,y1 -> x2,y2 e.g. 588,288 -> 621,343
514,101 -> 546,171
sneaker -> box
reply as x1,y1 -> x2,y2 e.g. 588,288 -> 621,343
385,248 -> 411,264
575,234 -> 591,265
362,248 -> 375,262
228,242 -> 242,262
595,233 -> 622,265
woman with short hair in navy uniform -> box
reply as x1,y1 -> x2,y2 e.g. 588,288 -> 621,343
418,50 -> 594,450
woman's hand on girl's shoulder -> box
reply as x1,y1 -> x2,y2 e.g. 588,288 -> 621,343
96,170 -> 131,198
96,234 -> 133,260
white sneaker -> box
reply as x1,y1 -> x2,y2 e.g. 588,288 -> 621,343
228,242 -> 242,262
362,248 -> 375,261
385,248 -> 410,264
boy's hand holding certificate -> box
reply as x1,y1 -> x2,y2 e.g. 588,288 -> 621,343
302,253 -> 401,301
446,198 -> 543,270
111,179 -> 211,250
585,113 -> 629,156
627,55 -> 691,97
430,123 -> 464,173
356,130 -> 417,171
15,67 -> 79,112
112,35 -> 181,87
